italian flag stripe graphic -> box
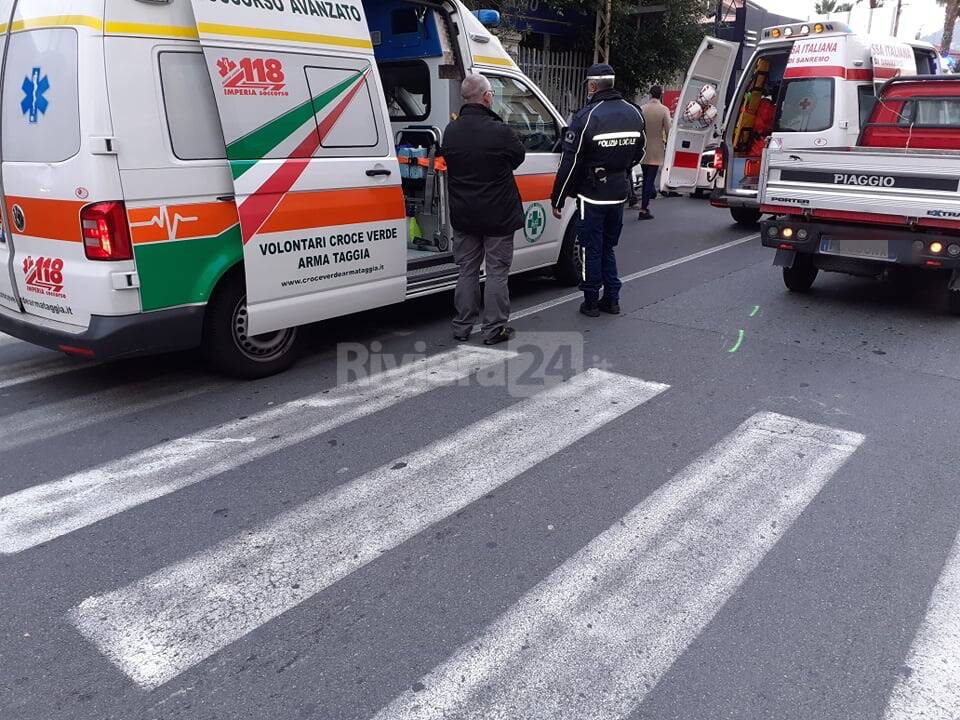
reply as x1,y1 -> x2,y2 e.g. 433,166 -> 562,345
235,69 -> 370,245
227,70 -> 364,178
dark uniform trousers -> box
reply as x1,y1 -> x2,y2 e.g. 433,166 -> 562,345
579,202 -> 623,302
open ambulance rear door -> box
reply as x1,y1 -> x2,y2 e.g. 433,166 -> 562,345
186,0 -> 406,335
661,37 -> 739,194
870,41 -> 917,91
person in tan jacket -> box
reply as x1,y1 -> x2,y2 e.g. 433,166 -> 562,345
637,86 -> 672,219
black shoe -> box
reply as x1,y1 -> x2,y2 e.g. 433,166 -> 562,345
483,326 -> 515,345
598,299 -> 620,315
452,331 -> 471,342
579,300 -> 600,318
638,210 -> 654,220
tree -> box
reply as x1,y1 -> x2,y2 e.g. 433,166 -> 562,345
543,0 -> 711,96
938,0 -> 959,54
814,0 -> 852,14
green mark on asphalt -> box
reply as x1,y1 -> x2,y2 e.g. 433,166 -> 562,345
727,329 -> 745,354
750,305 -> 760,317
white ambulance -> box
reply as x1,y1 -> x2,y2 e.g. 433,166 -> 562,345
0,0 -> 576,377
661,22 -> 938,227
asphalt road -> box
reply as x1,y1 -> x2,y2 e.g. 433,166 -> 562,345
2,196 -> 960,720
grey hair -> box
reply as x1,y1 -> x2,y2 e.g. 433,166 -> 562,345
461,74 -> 491,103
590,77 -> 615,91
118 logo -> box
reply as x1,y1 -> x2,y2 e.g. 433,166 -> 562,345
217,56 -> 288,96
22,256 -> 65,295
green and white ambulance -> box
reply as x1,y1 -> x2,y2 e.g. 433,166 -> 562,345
0,0 -> 577,376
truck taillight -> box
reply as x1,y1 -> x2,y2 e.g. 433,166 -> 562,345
713,144 -> 726,173
81,202 -> 132,261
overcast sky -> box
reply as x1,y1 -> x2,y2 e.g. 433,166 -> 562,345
753,0 -> 945,40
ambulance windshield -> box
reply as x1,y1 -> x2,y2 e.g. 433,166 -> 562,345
776,78 -> 835,133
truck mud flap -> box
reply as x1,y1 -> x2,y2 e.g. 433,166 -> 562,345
772,248 -> 796,268
950,270 -> 960,292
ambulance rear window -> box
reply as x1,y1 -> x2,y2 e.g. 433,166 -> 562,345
1,28 -> 80,163
775,78 -> 834,133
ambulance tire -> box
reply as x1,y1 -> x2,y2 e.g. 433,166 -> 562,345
782,255 -> 818,293
202,271 -> 300,379
730,207 -> 761,228
554,220 -> 582,286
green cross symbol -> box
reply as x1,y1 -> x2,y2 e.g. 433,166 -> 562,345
525,205 -> 545,241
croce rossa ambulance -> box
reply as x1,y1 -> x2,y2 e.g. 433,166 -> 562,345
0,0 -> 577,376
661,22 -> 938,227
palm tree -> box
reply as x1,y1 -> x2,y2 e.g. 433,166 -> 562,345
939,0 -> 959,54
814,0 -> 853,15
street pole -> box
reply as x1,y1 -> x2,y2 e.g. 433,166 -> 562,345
714,0 -> 723,35
891,0 -> 903,36
593,0 -> 611,63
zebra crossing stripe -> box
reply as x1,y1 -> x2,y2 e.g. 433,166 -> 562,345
0,355 -> 87,390
371,412 -> 864,720
0,377 -> 228,454
69,369 -> 669,690
882,536 -> 960,720
0,346 -> 516,554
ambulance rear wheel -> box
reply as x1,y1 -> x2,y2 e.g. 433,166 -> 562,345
554,220 -> 581,286
202,272 -> 300,379
783,255 -> 818,293
730,207 -> 761,228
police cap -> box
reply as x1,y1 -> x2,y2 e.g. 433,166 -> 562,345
586,63 -> 615,81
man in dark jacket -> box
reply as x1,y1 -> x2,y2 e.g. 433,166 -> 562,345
441,74 -> 526,345
551,63 -> 646,317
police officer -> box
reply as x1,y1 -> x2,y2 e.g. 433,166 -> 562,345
551,63 -> 646,317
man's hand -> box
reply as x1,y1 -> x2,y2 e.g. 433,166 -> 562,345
552,206 -> 563,219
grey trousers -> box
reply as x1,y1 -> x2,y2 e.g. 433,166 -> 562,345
451,229 -> 514,339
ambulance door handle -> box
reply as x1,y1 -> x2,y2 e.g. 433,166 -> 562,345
217,195 -> 235,203
366,168 -> 392,177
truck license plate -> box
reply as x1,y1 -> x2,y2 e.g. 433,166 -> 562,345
820,238 -> 891,261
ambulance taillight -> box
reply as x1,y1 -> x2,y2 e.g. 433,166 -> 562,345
81,202 -> 133,261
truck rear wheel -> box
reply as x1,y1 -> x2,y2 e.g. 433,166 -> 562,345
202,271 -> 300,379
730,207 -> 761,228
554,220 -> 582,286
783,255 -> 818,293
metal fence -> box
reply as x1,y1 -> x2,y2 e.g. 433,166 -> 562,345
517,46 -> 590,120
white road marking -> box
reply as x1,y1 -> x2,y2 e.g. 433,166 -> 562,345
0,378 -> 229,454
0,356 -> 90,390
509,233 -> 759,322
69,369 -> 669,690
372,412 -> 864,720
882,536 -> 960,720
0,347 -> 515,555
